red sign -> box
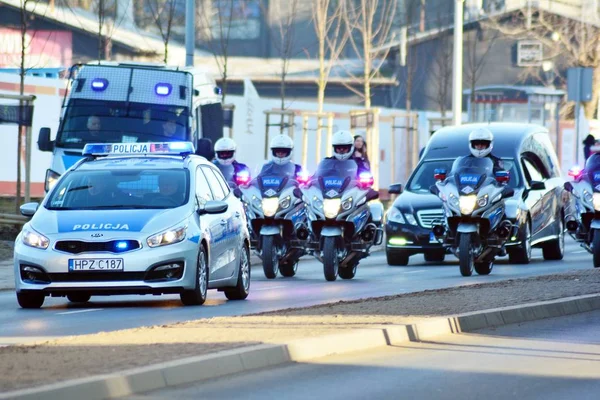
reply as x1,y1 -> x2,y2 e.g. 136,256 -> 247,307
0,29 -> 72,68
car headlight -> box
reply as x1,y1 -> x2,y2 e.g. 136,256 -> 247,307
147,225 -> 187,247
323,199 -> 341,219
386,208 -> 405,224
341,197 -> 353,211
405,213 -> 418,226
459,195 -> 477,215
45,169 -> 60,192
477,195 -> 488,208
22,228 -> 49,249
262,198 -> 279,217
279,196 -> 291,210
593,193 -> 600,211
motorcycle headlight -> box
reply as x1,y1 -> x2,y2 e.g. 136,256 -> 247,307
262,198 -> 279,217
593,193 -> 600,211
279,196 -> 291,210
449,194 -> 459,208
45,169 -> 61,192
341,197 -> 353,211
147,225 -> 187,248
386,208 -> 405,224
323,199 -> 341,219
22,228 -> 49,249
405,213 -> 418,226
459,195 -> 477,215
477,195 -> 488,208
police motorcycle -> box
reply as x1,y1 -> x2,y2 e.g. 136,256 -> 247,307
430,157 -> 515,277
240,163 -> 309,279
302,159 -> 383,281
563,164 -> 600,267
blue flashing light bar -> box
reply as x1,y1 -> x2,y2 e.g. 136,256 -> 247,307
83,142 -> 196,157
155,83 -> 172,96
91,78 -> 108,91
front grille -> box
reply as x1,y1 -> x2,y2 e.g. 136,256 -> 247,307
48,272 -> 146,282
416,209 -> 445,229
55,240 -> 141,254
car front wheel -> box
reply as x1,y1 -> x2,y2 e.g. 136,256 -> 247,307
17,292 -> 45,309
180,246 -> 209,306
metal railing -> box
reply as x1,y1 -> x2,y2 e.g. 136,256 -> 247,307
0,213 -> 29,226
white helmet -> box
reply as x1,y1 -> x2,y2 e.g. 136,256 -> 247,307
270,134 -> 294,165
214,137 -> 237,165
331,130 -> 354,160
469,127 -> 494,158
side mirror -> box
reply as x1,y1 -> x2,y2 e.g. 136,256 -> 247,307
429,185 -> 440,196
495,170 -> 510,184
233,188 -> 243,199
502,187 -> 515,199
433,169 -> 447,181
293,188 -> 303,199
530,180 -> 546,191
388,183 -> 403,195
38,127 -> 54,152
20,202 -> 39,217
564,182 -> 574,193
198,200 -> 228,215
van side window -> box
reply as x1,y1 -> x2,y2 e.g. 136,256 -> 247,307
522,158 -> 544,183
195,107 -> 203,139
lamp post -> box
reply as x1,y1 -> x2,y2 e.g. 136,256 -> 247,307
452,0 -> 464,126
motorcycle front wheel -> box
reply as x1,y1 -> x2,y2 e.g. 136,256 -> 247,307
262,235 -> 279,279
459,233 -> 474,277
322,236 -> 339,281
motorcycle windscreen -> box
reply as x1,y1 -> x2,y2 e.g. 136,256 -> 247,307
217,163 -> 235,184
591,171 -> 600,189
451,157 -> 494,190
257,163 -> 296,196
315,159 -> 358,197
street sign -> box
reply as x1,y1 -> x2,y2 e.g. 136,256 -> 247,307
567,67 -> 593,102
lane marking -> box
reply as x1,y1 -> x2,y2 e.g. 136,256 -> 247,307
404,270 -> 427,273
573,250 -> 588,254
252,285 -> 288,291
57,309 -> 103,315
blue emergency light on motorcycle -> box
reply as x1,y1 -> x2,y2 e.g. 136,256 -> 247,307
358,171 -> 374,189
82,141 -> 195,157
235,170 -> 251,186
495,170 -> 510,183
434,168 -> 447,181
91,78 -> 108,91
155,83 -> 172,96
568,165 -> 583,178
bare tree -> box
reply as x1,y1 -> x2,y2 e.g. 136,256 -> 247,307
464,23 -> 498,121
146,0 -> 179,63
197,0 -> 243,102
342,0 -> 397,108
268,0 -> 299,111
312,0 -> 349,113
426,26 -> 453,117
487,7 -> 600,118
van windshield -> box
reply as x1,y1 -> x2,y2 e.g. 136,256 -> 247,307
56,99 -> 190,149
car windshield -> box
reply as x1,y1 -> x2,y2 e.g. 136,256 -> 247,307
46,169 -> 189,210
408,158 -> 520,193
56,99 -> 190,149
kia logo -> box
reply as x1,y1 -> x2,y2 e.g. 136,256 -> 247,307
91,233 -> 103,238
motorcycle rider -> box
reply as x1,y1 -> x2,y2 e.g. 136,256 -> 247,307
327,130 -> 372,176
213,137 -> 251,185
466,127 -> 504,173
258,134 -> 304,179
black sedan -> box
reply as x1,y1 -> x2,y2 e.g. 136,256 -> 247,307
385,123 -> 571,266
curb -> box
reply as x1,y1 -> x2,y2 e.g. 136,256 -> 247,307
3,293 -> 600,400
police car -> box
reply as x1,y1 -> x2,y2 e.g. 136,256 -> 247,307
14,142 -> 251,308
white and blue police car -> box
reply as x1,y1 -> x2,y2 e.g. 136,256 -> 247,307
14,142 -> 250,308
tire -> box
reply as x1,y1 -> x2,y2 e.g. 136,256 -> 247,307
16,292 -> 45,309
593,230 -> 600,268
338,262 -> 357,280
542,219 -> 565,261
67,293 -> 91,303
458,233 -> 474,277
261,235 -> 279,279
180,246 -> 209,306
424,251 -> 445,263
279,260 -> 298,277
386,250 -> 409,266
474,260 -> 493,275
225,246 -> 251,300
508,222 -> 532,264
322,236 -> 339,281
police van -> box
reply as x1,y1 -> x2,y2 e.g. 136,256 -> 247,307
37,61 -> 224,191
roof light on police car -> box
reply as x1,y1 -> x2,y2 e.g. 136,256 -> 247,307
91,78 -> 108,92
82,142 -> 195,157
155,83 -> 172,96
